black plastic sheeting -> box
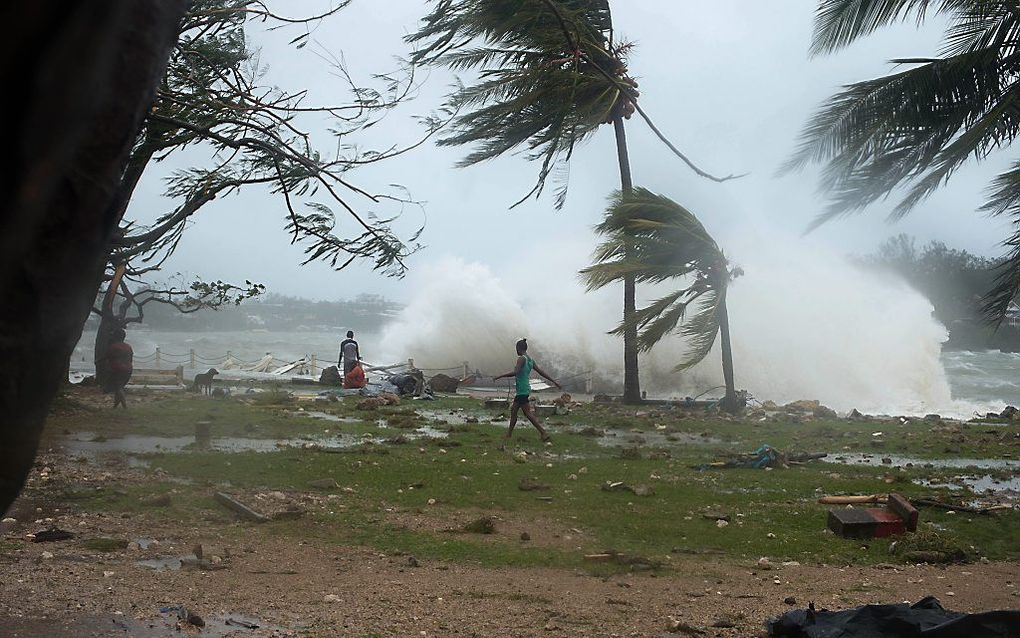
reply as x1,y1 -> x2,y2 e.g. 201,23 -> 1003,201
767,596 -> 1020,637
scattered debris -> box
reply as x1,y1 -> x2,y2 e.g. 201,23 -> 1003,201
463,516 -> 496,534
429,374 -> 461,393
30,529 -> 74,543
702,444 -> 826,470
826,493 -> 918,539
601,481 -> 655,497
213,491 -> 271,523
518,477 -> 550,492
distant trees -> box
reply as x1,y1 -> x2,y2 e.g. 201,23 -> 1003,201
789,0 -> 1020,323
582,189 -> 741,409
862,234 -> 1020,349
408,0 -> 738,403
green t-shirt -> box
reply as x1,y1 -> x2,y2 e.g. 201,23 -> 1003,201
515,355 -> 534,396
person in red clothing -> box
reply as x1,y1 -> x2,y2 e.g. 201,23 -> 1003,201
343,362 -> 367,389
105,328 -> 133,408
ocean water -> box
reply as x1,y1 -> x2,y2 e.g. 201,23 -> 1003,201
72,328 -> 1020,416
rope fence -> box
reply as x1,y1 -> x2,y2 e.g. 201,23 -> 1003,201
105,347 -> 596,392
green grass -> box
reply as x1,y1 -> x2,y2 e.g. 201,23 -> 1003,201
41,391 -> 1020,571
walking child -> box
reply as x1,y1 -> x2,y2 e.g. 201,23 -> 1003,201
493,338 -> 561,448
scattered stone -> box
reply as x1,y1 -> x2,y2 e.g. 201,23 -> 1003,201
429,374 -> 461,393
711,614 -> 741,629
513,452 -> 528,464
463,516 -> 496,534
40,551 -> 54,560
323,594 -> 341,603
784,596 -> 797,606
520,532 -> 531,542
518,477 -> 550,492
407,556 -> 419,568
757,557 -> 771,569
716,520 -> 729,528
192,544 -> 227,561
666,617 -> 705,635
702,512 -> 730,522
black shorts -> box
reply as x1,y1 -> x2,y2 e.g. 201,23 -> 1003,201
513,394 -> 530,407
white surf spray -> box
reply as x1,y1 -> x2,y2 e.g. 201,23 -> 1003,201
380,233 -> 994,417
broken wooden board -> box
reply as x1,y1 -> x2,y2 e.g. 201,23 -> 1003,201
213,492 -> 270,523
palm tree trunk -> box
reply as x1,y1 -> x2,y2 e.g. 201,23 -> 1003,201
613,116 -> 641,404
717,292 -> 738,412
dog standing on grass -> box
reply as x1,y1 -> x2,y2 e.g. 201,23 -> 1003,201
192,368 -> 219,395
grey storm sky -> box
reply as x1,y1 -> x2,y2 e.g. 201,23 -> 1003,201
132,1 -> 1016,302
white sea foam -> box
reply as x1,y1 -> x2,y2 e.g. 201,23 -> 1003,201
378,231 -> 1004,418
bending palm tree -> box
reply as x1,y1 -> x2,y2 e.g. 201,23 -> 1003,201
408,0 -> 738,403
581,188 -> 742,410
788,0 -> 1020,322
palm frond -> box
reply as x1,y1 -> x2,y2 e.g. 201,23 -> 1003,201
583,188 -> 732,368
810,0 -> 973,56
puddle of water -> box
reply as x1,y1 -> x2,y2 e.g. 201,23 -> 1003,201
824,454 -> 1020,470
917,475 -> 1020,494
65,431 -> 371,459
594,428 -> 723,448
137,555 -> 189,571
301,411 -> 363,424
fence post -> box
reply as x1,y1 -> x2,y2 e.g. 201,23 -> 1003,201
408,358 -> 415,370
155,347 -> 161,369
463,361 -> 470,378
189,348 -> 196,369
585,370 -> 594,394
226,350 -> 232,367
311,354 -> 317,376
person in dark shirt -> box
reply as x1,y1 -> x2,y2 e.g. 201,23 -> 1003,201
105,328 -> 133,409
339,330 -> 361,375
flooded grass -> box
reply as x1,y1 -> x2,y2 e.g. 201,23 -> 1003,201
38,390 -> 1020,570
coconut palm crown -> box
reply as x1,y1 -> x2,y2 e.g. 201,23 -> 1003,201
581,188 -> 739,371
407,0 -> 636,207
787,0 -> 1020,322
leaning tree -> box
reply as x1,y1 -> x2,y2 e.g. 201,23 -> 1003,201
407,0 -> 739,403
582,188 -> 742,410
0,0 -> 188,515
788,0 -> 1020,323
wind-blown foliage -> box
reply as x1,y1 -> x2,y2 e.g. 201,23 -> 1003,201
789,0 -> 1020,323
407,0 -> 633,207
581,188 -> 737,370
110,0 -> 442,280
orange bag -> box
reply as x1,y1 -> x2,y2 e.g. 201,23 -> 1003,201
343,364 -> 367,389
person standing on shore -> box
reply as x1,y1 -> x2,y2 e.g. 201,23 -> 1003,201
494,338 -> 561,448
339,331 -> 361,375
104,328 -> 133,409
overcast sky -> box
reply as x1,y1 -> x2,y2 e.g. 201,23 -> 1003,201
128,1 -> 1016,302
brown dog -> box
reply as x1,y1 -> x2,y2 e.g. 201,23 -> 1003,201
192,368 -> 219,395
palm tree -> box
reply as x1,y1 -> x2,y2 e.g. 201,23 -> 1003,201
408,0 -> 737,403
788,0 -> 1020,322
581,188 -> 741,410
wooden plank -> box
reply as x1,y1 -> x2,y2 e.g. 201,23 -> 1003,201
213,492 -> 270,523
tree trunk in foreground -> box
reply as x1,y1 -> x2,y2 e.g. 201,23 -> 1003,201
613,116 -> 642,404
0,1 -> 185,516
717,292 -> 739,413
